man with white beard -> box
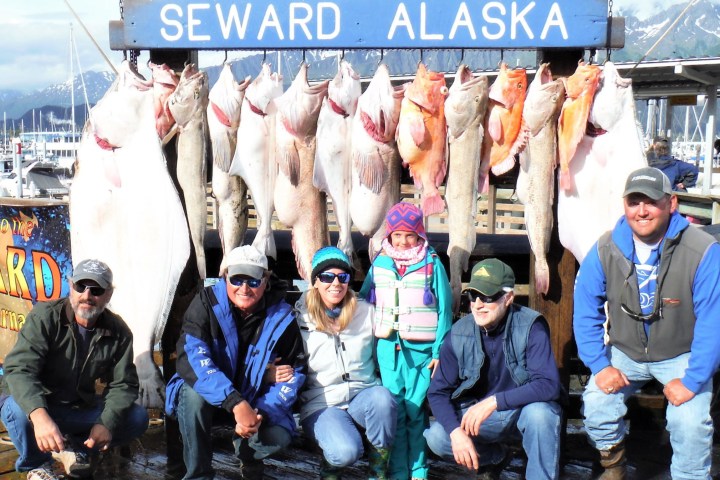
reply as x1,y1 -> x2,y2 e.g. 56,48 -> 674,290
1,259 -> 148,480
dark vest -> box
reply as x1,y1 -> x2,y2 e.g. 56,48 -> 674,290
450,304 -> 541,400
598,225 -> 715,362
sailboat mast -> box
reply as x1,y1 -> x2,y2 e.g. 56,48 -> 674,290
70,23 -> 76,143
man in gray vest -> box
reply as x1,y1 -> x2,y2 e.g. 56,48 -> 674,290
574,167 -> 720,479
424,258 -> 563,480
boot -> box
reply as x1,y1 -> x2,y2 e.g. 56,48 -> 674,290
598,442 -> 627,480
320,457 -> 343,480
366,445 -> 390,480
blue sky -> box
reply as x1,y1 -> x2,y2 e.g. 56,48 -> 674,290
0,0 -> 710,93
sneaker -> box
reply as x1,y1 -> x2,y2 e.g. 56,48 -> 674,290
51,447 -> 93,478
476,446 -> 512,480
26,462 -> 59,480
239,459 -> 265,479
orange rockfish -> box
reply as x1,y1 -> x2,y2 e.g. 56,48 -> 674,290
480,64 -> 527,193
558,62 -> 601,191
396,63 -> 448,216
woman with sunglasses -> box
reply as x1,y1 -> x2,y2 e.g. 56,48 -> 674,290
296,246 -> 396,480
359,202 -> 452,480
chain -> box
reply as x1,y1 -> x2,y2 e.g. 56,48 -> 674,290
129,49 -> 139,67
119,0 -> 124,19
607,0 -> 613,61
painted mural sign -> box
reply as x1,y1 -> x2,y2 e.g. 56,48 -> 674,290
0,200 -> 72,361
112,0 -> 610,50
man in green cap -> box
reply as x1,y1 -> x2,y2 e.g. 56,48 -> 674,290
424,258 -> 563,480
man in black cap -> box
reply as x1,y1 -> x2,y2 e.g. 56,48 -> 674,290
574,166 -> 720,479
424,258 -> 563,480
0,259 -> 148,480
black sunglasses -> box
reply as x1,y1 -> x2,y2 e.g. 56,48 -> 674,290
466,290 -> 505,304
620,302 -> 663,322
228,276 -> 263,288
317,272 -> 351,284
72,283 -> 106,297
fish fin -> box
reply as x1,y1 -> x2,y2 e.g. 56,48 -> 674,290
422,191 -> 446,216
353,150 -> 386,195
491,155 -> 516,176
488,107 -> 503,142
252,229 -> 277,261
312,157 -> 330,193
104,157 -> 122,188
559,169 -> 573,191
277,146 -> 301,187
409,115 -> 426,147
212,136 -> 233,173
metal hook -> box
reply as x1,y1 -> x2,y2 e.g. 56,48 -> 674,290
460,48 -> 465,64
340,49 -> 345,61
378,49 -> 384,65
262,49 -> 267,65
500,49 -> 505,65
589,48 -> 597,65
419,48 -> 424,64
302,49 -> 306,64
223,50 -> 228,64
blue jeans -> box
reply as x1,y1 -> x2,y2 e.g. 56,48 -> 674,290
301,386 -> 396,467
176,383 -> 292,480
0,396 -> 149,472
583,347 -> 713,480
424,401 -> 562,480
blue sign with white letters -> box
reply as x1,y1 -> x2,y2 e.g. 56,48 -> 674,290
112,0 -> 609,50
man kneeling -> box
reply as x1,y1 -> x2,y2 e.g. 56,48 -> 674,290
424,259 -> 563,479
1,259 -> 149,479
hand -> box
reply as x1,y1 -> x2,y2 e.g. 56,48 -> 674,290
263,358 -> 294,384
595,366 -> 630,395
84,424 -> 113,452
427,359 -> 439,378
450,427 -> 479,471
460,396 -> 497,436
232,400 -> 262,439
663,378 -> 695,407
29,408 -> 64,453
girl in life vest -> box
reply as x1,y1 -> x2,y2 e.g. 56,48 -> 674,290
360,202 -> 452,480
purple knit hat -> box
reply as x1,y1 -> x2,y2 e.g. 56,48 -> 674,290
385,202 -> 427,241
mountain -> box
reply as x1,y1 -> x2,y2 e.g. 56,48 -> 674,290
1,0 -> 719,131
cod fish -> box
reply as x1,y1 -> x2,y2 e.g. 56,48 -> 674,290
274,64 -> 329,279
207,64 -> 251,269
396,63 -> 448,216
558,62 -> 647,263
480,64 -> 527,193
557,62 -> 602,191
445,65 -> 489,313
149,62 -> 179,140
71,61 -> 190,408
229,63 -> 283,261
313,61 -> 361,261
168,64 -> 210,279
349,64 -> 405,257
516,64 -> 565,295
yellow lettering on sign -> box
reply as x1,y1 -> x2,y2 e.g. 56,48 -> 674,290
6,247 -> 31,301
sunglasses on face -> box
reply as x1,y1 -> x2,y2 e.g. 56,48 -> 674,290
317,272 -> 351,284
466,290 -> 505,304
72,283 -> 106,297
228,276 -> 263,288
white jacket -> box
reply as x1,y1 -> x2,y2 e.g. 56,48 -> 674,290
295,294 -> 380,421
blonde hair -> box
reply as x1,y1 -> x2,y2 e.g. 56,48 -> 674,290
306,287 -> 357,333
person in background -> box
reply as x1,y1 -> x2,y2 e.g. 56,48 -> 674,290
359,201 -> 452,480
296,246 -> 396,480
1,259 -> 148,480
424,258 -> 563,480
165,245 -> 306,480
574,167 -> 720,479
647,137 -> 698,192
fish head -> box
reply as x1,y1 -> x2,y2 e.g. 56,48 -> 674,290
245,64 -> 283,114
489,64 -> 527,109
588,62 -> 634,131
149,62 -> 180,90
523,64 -> 565,134
328,60 -> 361,117
445,65 -> 489,134
168,69 -> 209,124
277,63 -> 328,138
357,64 -> 402,143
404,63 -> 448,115
565,62 -> 601,99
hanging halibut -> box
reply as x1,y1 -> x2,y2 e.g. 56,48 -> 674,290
516,63 -> 565,295
396,63 -> 448,216
207,64 -> 251,272
71,61 -> 190,408
313,61 -> 361,261
149,62 -> 179,140
168,64 -> 210,279
349,64 -> 405,257
445,65 -> 489,313
229,63 -> 283,261
273,64 -> 329,280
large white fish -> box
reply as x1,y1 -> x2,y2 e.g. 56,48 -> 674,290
273,64 -> 329,279
557,62 -> 648,263
517,64 -> 565,295
349,65 -> 404,257
313,61 -> 361,261
71,61 -> 190,408
207,64 -> 251,271
168,64 -> 210,279
229,64 -> 283,261
445,65 -> 489,313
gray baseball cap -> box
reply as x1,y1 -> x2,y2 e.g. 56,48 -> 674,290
226,245 -> 268,279
71,259 -> 113,289
622,167 -> 672,201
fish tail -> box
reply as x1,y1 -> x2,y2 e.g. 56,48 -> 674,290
559,169 -> 573,191
535,259 -> 550,296
422,191 -> 445,216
